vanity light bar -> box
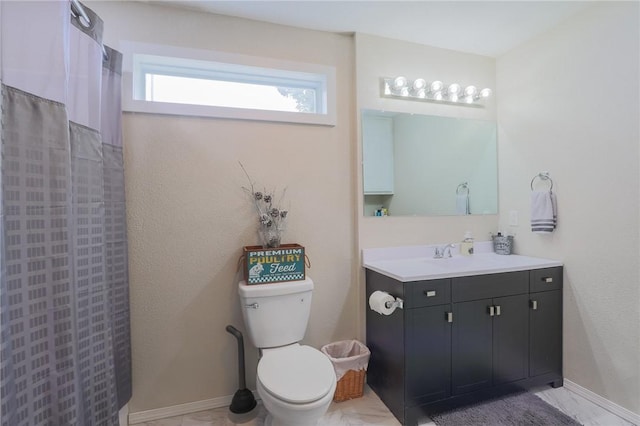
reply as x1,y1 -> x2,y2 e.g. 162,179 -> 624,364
382,76 -> 492,107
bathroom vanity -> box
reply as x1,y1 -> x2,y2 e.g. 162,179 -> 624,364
363,245 -> 563,426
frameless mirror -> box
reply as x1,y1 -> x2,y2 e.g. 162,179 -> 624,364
362,110 -> 498,216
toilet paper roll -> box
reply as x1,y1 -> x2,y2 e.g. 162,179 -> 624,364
369,291 -> 397,315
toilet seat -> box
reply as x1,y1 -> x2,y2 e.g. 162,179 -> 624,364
258,344 -> 335,404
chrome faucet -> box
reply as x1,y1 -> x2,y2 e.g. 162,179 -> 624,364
434,244 -> 455,259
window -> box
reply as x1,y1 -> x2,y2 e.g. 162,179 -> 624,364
121,42 -> 336,126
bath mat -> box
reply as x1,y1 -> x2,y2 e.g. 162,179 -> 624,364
429,391 -> 582,426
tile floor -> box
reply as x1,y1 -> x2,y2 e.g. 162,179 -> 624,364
135,385 -> 635,426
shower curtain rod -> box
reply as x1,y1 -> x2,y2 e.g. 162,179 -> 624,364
69,0 -> 108,60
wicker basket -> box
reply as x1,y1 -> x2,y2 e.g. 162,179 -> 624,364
333,369 -> 366,402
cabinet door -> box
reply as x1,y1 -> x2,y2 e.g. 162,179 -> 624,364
493,294 -> 529,385
452,299 -> 493,395
406,305 -> 451,404
362,115 -> 394,194
530,290 -> 562,377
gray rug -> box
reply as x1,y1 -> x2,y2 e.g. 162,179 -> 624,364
430,392 -> 582,426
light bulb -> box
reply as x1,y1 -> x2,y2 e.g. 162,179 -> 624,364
464,85 -> 478,97
448,83 -> 461,95
392,76 -> 407,90
413,78 -> 426,91
449,94 -> 459,102
434,92 -> 443,101
430,80 -> 443,92
465,96 -> 474,104
480,88 -> 492,98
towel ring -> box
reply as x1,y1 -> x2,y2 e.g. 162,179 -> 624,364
456,182 -> 469,195
530,172 -> 553,191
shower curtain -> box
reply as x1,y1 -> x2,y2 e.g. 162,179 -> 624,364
0,2 -> 131,425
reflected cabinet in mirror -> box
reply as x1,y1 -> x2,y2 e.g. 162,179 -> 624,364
362,110 -> 498,216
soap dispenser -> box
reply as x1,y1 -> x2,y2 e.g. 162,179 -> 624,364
460,231 -> 474,256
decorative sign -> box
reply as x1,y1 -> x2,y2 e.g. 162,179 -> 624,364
243,244 -> 305,284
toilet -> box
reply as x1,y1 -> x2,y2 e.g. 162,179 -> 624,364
238,277 -> 336,426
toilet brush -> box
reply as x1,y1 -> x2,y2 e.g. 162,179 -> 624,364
225,325 -> 258,423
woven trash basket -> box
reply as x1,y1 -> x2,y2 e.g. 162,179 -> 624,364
321,340 -> 370,402
332,369 -> 366,402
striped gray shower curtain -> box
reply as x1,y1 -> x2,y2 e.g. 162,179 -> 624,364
0,2 -> 131,425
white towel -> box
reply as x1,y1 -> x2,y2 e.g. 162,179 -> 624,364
456,194 -> 470,215
531,191 -> 557,233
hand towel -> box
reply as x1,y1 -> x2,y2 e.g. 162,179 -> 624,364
531,191 -> 557,232
456,194 -> 470,215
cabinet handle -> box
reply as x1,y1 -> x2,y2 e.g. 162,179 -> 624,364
424,290 -> 437,297
488,305 -> 495,316
495,305 -> 501,316
446,312 -> 453,323
531,300 -> 538,310
542,277 -> 553,283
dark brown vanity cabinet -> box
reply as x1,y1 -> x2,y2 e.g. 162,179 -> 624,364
406,304 -> 452,403
529,267 -> 563,380
451,272 -> 530,395
366,267 -> 563,426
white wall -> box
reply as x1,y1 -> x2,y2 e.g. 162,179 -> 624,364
497,2 -> 639,415
89,1 -> 357,415
355,33 -> 499,250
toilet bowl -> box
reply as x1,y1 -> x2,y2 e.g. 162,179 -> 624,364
256,344 -> 336,426
238,278 -> 336,425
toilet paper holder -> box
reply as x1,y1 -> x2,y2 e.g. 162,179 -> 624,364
385,298 -> 404,310
369,290 -> 404,315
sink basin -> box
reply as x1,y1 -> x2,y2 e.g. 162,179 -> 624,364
376,254 -> 501,276
423,255 -> 497,267
363,245 -> 562,282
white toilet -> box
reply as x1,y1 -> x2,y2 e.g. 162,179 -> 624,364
238,277 -> 337,426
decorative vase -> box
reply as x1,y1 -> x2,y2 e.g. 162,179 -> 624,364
259,227 -> 281,248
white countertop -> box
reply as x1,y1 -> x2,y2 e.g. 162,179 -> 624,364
362,242 -> 563,282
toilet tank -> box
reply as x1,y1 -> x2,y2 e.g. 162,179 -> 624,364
238,278 -> 313,349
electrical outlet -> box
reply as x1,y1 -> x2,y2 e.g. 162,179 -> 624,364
509,210 -> 519,226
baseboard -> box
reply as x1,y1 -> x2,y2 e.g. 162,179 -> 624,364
128,394 -> 239,424
564,379 -> 640,425
119,404 -> 129,426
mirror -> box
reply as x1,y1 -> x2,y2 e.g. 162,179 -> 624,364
362,110 -> 497,216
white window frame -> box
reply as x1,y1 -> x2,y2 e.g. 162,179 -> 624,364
120,41 -> 337,126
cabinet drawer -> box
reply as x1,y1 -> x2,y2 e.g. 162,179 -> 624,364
452,271 -> 528,302
530,267 -> 563,293
405,279 -> 451,308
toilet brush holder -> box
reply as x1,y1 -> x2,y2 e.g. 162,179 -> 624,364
225,325 -> 257,421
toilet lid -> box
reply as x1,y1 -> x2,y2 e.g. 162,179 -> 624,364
258,345 -> 335,404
